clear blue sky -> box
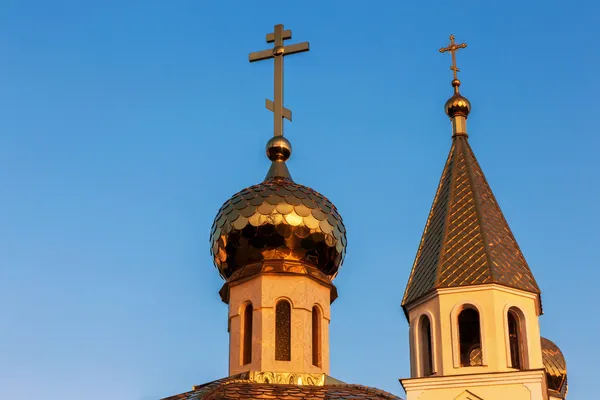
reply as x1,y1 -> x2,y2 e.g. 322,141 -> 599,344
0,1 -> 598,399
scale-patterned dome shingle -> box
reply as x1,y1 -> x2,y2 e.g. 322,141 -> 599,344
210,177 -> 346,280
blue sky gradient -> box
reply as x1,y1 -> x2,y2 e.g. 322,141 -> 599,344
0,1 -> 598,399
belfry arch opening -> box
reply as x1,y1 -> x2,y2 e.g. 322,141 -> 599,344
458,306 -> 482,367
507,307 -> 526,369
418,314 -> 434,376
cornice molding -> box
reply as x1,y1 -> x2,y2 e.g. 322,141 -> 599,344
400,369 -> 546,391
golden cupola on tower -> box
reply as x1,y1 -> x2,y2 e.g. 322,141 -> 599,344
209,26 -> 346,287
209,139 -> 347,281
445,78 -> 471,118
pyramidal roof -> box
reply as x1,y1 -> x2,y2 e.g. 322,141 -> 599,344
402,134 -> 541,307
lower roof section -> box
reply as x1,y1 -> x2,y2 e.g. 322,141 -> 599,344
162,372 -> 402,400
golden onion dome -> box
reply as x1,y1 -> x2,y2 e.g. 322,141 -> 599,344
209,137 -> 347,281
445,79 -> 471,119
541,337 -> 568,398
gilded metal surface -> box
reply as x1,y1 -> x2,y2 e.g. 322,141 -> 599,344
445,92 -> 471,119
266,136 -> 292,162
265,137 -> 293,180
218,261 -> 339,304
248,24 -> 309,181
162,374 -> 402,400
541,337 -> 568,398
247,371 -> 326,386
402,136 -> 541,307
440,34 -> 471,119
439,34 -> 467,81
249,24 -> 309,139
210,177 -> 346,280
228,260 -> 333,284
265,159 -> 293,181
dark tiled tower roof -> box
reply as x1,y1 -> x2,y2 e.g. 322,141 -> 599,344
402,135 -> 541,307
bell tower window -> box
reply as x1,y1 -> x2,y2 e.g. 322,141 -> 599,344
242,303 -> 253,365
275,300 -> 291,361
312,306 -> 321,367
419,315 -> 434,376
458,307 -> 482,367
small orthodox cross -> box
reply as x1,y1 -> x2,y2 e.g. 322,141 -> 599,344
249,24 -> 310,137
439,34 -> 468,80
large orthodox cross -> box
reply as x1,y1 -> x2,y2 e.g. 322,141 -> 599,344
439,34 -> 467,80
249,24 -> 310,137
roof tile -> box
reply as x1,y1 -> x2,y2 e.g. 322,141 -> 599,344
162,375 -> 402,400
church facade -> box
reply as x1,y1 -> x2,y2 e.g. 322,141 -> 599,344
162,27 -> 567,400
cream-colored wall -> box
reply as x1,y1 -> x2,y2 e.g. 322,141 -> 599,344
406,284 -> 543,378
402,369 -> 547,400
228,274 -> 331,376
408,296 -> 441,378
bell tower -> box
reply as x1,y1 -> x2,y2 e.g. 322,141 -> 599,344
399,35 -> 568,400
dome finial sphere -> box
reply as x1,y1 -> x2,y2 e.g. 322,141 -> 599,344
266,136 -> 292,162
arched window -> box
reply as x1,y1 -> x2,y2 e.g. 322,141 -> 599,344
312,306 -> 321,367
458,307 -> 482,367
419,315 -> 433,376
508,308 -> 523,369
242,303 -> 253,365
275,300 -> 291,361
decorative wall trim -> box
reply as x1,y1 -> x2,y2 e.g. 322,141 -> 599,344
246,371 -> 325,386
454,389 -> 484,400
438,284 -> 538,300
400,368 -> 546,391
219,261 -> 338,304
404,284 -> 539,316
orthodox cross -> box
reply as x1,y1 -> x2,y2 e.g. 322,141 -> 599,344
249,24 -> 310,137
439,34 -> 467,80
